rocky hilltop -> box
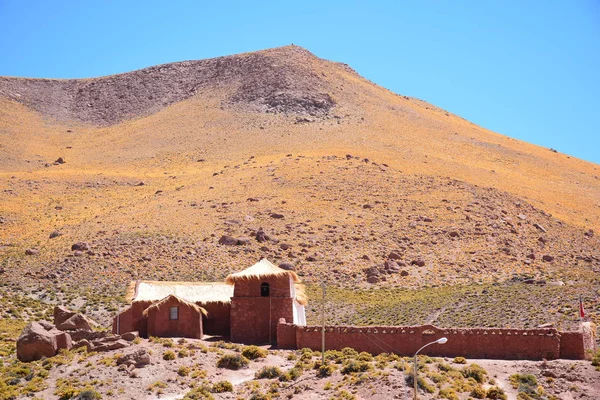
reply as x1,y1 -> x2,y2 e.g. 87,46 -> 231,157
0,46 -> 341,125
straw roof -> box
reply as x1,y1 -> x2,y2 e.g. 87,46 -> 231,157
143,294 -> 207,317
127,281 -> 233,304
225,258 -> 300,285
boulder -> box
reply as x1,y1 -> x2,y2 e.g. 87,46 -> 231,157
71,242 -> 89,251
542,255 -> 554,262
367,275 -> 380,284
116,349 -> 150,368
56,313 -> 93,332
279,262 -> 295,271
92,339 -> 131,352
54,306 -> 76,326
25,248 -> 39,256
17,321 -> 67,362
121,331 -> 139,342
218,235 -> 241,246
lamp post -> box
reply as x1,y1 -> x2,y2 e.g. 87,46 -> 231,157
413,337 -> 448,400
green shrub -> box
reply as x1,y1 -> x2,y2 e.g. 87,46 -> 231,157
471,386 -> 487,399
242,345 -> 267,360
317,364 -> 335,378
216,353 -> 250,370
279,367 -> 303,381
76,390 -> 102,400
404,373 -> 436,394
255,365 -> 282,379
357,351 -> 373,362
211,381 -> 233,393
453,356 -> 467,364
462,363 -> 487,383
486,386 -> 507,399
178,366 -> 190,376
438,362 -> 455,372
341,360 -> 372,374
591,349 -> 600,367
163,350 -> 176,361
341,347 -> 358,359
438,388 -> 459,400
183,385 -> 215,400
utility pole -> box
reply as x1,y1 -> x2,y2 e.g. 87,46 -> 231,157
321,282 -> 326,365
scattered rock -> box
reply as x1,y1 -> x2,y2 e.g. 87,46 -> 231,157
411,259 -> 426,267
367,275 -> 380,284
49,230 -> 62,239
56,313 -> 93,332
54,306 -> 76,326
400,270 -> 409,277
71,242 -> 89,251
116,348 -> 150,368
533,223 -> 547,233
255,230 -> 269,243
448,231 -> 460,238
270,213 -> 285,219
25,248 -> 39,256
54,157 -> 66,165
279,263 -> 295,271
218,235 -> 246,246
388,251 -> 402,260
584,229 -> 594,238
362,204 -> 373,209
121,331 -> 139,342
542,255 -> 554,262
279,243 -> 291,250
93,339 -> 131,352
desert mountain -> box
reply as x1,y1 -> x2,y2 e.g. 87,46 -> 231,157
0,45 -> 598,329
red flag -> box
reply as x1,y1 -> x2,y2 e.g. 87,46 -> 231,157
579,295 -> 585,319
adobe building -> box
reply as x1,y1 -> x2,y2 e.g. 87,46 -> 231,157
112,259 -> 307,344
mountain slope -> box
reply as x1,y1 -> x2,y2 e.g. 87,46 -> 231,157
0,46 -> 599,329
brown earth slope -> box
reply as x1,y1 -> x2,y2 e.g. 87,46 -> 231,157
0,46 -> 599,329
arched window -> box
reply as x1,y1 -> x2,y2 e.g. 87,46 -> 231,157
261,282 -> 270,297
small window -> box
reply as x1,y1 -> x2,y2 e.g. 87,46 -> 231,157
261,282 -> 270,297
169,306 -> 179,320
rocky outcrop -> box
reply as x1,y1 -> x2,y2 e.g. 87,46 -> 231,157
116,348 -> 150,368
16,321 -> 72,362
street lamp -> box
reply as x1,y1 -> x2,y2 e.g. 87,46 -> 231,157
413,337 -> 448,399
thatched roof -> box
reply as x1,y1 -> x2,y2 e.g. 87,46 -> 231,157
143,294 -> 207,317
225,258 -> 300,285
127,281 -> 233,304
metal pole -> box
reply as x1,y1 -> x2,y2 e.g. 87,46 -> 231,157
321,283 -> 326,365
413,355 -> 418,400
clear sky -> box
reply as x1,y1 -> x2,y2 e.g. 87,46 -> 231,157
1,1 -> 598,164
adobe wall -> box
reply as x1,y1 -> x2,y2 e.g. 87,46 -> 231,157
231,297 -> 294,344
146,297 -> 202,339
278,321 -> 584,360
112,301 -> 152,337
233,275 -> 291,298
201,302 -> 231,336
277,318 -> 297,349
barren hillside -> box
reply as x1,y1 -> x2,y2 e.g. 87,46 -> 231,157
0,46 -> 599,331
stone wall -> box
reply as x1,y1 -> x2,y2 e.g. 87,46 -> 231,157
231,297 -> 294,344
278,320 -> 594,360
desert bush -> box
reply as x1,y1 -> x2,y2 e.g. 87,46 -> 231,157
177,366 -> 190,376
438,388 -> 459,400
211,380 -> 233,393
470,386 -> 487,399
341,347 -> 358,359
76,390 -> 102,399
163,350 -> 176,361
357,351 -> 373,362
242,345 -> 267,360
183,385 -> 214,400
453,356 -> 467,364
216,353 -> 249,370
404,373 -> 435,394
279,367 -> 303,381
317,364 -> 336,377
486,386 -> 507,399
255,365 -> 282,379
341,360 -> 372,374
462,363 -> 487,383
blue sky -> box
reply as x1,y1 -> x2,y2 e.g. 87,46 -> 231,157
1,1 -> 598,164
